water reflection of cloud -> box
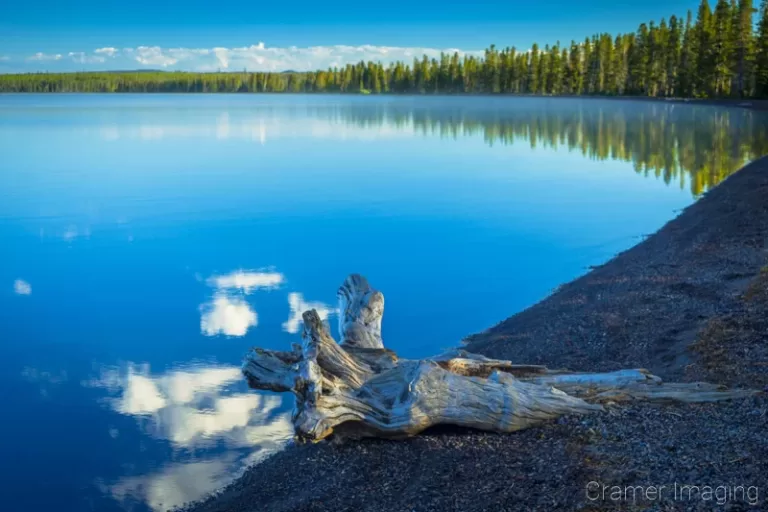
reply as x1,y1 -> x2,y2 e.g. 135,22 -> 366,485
282,292 -> 338,334
109,458 -> 233,512
206,270 -> 285,293
199,270 -> 284,337
89,362 -> 292,511
62,224 -> 91,242
98,115 -> 407,143
86,363 -> 292,448
200,294 -> 258,337
109,444 -> 287,512
13,279 -> 31,295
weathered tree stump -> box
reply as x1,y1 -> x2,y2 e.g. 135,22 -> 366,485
243,274 -> 758,442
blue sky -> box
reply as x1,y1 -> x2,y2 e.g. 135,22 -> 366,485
1,0 -> 701,73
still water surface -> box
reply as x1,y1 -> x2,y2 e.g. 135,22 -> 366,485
1,95 -> 766,512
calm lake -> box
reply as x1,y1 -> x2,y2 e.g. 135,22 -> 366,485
1,94 -> 767,512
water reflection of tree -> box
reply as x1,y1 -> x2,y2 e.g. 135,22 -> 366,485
324,101 -> 768,197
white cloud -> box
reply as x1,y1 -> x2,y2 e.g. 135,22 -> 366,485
200,293 -> 258,336
182,43 -> 481,72
94,47 -> 118,57
213,47 -> 230,69
206,270 -> 285,293
27,52 -> 62,61
23,43 -> 483,72
14,279 -> 31,295
134,46 -> 179,67
282,292 -> 338,334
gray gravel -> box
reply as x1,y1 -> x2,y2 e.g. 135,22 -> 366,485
185,398 -> 768,512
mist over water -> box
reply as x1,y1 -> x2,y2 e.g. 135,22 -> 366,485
1,94 -> 766,512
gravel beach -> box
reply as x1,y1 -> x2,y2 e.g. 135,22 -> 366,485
185,156 -> 768,512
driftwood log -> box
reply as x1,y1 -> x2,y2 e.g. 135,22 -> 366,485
243,274 -> 757,442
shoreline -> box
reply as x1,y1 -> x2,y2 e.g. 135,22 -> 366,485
464,156 -> 768,388
185,157 -> 768,512
2,91 -> 768,111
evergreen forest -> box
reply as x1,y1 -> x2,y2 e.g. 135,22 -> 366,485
2,0 -> 768,99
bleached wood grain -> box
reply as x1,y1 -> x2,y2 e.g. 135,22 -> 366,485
242,274 -> 759,442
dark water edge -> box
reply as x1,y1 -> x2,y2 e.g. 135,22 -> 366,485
185,156 -> 768,512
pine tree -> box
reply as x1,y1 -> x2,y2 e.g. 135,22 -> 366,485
756,0 -> 768,96
666,16 -> 682,96
629,24 -> 650,94
649,20 -> 668,96
539,44 -> 551,94
610,35 -> 627,94
679,11 -> 697,96
729,0 -> 753,96
567,41 -> 583,94
694,0 -> 716,96
712,0 -> 735,95
529,44 -> 540,94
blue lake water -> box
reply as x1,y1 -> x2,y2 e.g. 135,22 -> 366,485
1,94 -> 766,511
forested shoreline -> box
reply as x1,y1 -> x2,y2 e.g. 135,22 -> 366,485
2,0 -> 768,97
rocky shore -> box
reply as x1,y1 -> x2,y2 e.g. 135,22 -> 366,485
185,156 -> 768,512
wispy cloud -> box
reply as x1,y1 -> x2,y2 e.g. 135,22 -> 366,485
27,52 -> 62,61
21,43 -> 482,72
68,51 -> 106,64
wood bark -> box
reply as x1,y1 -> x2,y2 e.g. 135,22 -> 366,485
242,274 -> 758,442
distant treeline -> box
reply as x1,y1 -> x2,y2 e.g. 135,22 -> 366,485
2,0 -> 768,98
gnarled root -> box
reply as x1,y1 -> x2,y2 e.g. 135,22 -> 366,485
242,274 -> 760,442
